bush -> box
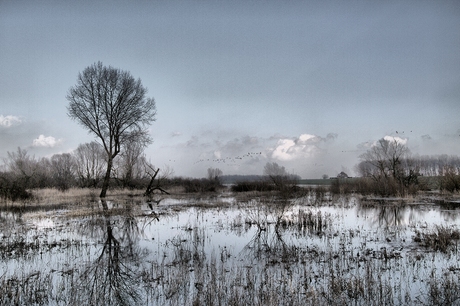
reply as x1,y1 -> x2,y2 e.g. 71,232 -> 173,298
330,178 -> 365,195
0,172 -> 34,201
231,181 -> 275,192
440,173 -> 460,193
181,178 -> 222,193
331,177 -> 423,197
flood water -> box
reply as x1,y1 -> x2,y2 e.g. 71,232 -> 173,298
1,193 -> 460,305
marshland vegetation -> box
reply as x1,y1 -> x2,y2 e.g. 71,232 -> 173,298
1,185 -> 460,305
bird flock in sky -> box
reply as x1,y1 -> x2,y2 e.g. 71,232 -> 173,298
194,152 -> 263,164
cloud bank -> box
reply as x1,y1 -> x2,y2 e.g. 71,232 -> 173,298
156,131 -> 344,178
271,134 -> 322,161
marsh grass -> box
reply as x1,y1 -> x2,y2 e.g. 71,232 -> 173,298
0,188 -> 155,219
277,209 -> 330,236
414,225 -> 460,253
32,187 -> 148,205
0,272 -> 50,305
33,187 -> 96,203
424,272 -> 460,306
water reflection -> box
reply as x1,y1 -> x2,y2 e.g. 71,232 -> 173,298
240,226 -> 295,261
356,202 -> 460,232
71,199 -> 144,305
240,225 -> 300,264
440,209 -> 460,222
357,204 -> 409,231
0,210 -> 24,230
438,202 -> 460,222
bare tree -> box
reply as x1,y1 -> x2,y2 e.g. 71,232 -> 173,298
263,162 -> 299,192
358,138 -> 417,195
264,162 -> 288,178
4,147 -> 38,188
67,62 -> 156,197
50,153 -> 76,191
113,139 -> 147,188
207,167 -> 223,182
1,147 -> 38,200
73,142 -> 106,188
358,138 -> 409,180
4,148 -> 36,179
34,158 -> 53,188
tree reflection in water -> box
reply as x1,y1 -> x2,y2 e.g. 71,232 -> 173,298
71,199 -> 143,305
240,223 -> 296,264
358,202 -> 408,231
438,202 -> 460,222
240,199 -> 320,263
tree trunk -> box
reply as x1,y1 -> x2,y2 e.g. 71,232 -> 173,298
100,157 -> 113,198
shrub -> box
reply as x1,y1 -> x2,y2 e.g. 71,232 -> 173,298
330,178 -> 365,195
182,178 -> 222,193
0,172 -> 34,201
331,177 -> 423,197
440,173 -> 460,193
231,181 -> 275,192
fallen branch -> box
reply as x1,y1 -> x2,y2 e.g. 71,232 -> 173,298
144,167 -> 170,196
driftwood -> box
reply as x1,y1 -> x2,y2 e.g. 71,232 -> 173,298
144,167 -> 170,196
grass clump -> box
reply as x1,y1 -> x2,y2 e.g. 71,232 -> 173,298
414,225 -> 460,253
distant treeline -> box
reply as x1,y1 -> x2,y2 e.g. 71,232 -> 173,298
221,176 -> 335,186
220,175 -> 267,184
2,139 -> 460,200
220,174 -> 303,184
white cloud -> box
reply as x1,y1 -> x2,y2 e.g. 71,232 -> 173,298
298,134 -> 317,143
383,135 -> 408,145
272,138 -> 297,161
271,134 -> 322,161
33,135 -> 62,147
0,115 -> 21,127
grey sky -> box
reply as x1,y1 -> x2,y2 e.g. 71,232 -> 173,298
1,1 -> 459,178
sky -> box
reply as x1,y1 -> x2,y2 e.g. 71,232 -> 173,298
1,1 -> 459,178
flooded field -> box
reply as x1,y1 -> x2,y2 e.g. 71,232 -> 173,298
1,192 -> 460,305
